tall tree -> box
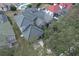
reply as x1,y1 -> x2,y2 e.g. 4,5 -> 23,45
43,4 -> 79,55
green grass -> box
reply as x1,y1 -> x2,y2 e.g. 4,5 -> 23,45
43,6 -> 79,55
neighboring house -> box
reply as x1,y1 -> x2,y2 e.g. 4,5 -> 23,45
14,3 -> 31,10
0,3 -> 11,11
47,4 -> 60,14
59,3 -> 72,10
0,11 -> 16,48
14,8 -> 53,41
59,3 -> 73,15
47,3 -> 73,18
47,4 -> 61,19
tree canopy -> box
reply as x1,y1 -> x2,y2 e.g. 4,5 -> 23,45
43,5 -> 79,55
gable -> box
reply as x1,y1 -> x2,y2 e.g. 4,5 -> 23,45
22,25 -> 43,40
14,14 -> 24,27
29,25 -> 43,40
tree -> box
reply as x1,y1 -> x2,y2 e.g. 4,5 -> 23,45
36,3 -> 41,8
10,5 -> 17,11
0,47 -> 15,56
43,4 -> 79,55
27,4 -> 32,8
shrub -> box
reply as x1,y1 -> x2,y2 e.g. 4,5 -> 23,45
10,5 -> 17,11
36,3 -> 41,8
43,4 -> 79,55
27,4 -> 32,8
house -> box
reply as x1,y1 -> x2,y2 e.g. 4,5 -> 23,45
0,11 -> 16,48
14,12 -> 43,41
14,8 -> 54,41
14,14 -> 43,41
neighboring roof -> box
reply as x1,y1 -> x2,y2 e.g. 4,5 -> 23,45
47,4 -> 60,13
0,12 -> 15,35
65,3 -> 72,10
59,3 -> 73,10
0,21 -> 15,35
0,4 -> 11,11
22,25 -> 43,40
0,12 -> 7,23
59,3 -> 66,8
0,12 -> 16,48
